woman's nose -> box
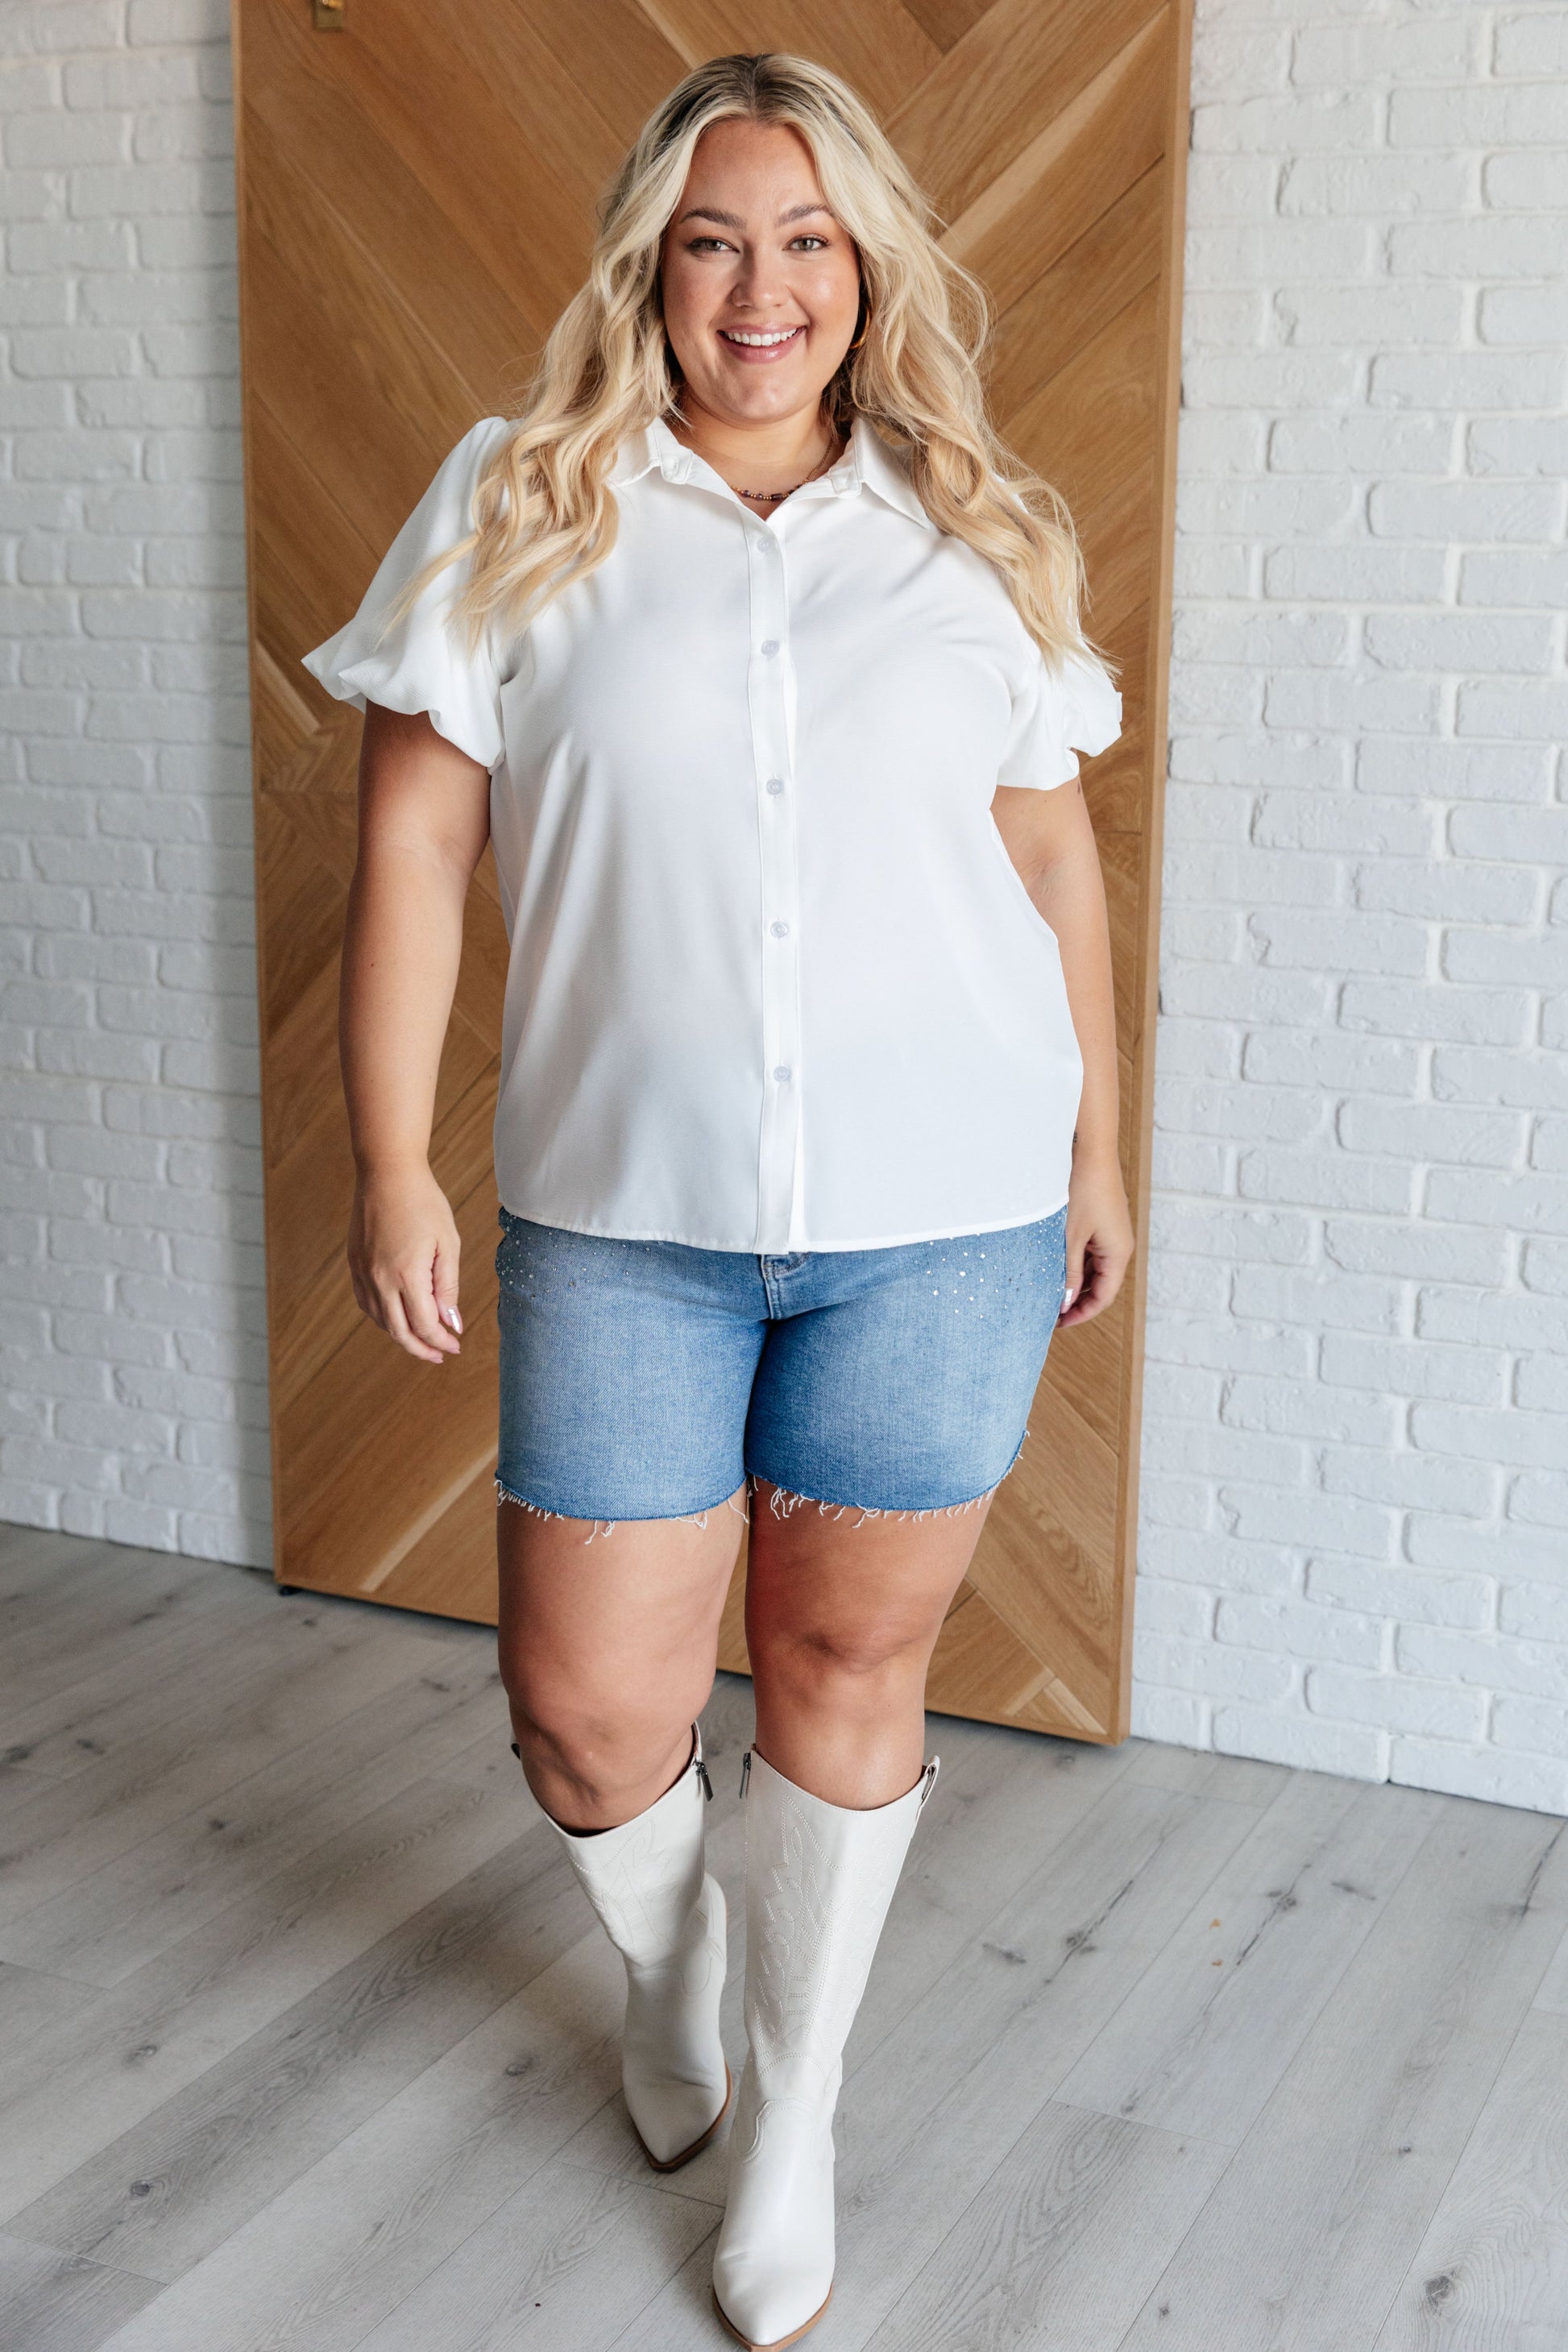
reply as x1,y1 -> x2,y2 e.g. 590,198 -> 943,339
729,247 -> 786,309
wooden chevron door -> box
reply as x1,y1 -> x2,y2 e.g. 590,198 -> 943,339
234,0 -> 1191,1737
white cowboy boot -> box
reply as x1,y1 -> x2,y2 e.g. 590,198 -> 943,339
712,1746 -> 939,2350
529,1723 -> 732,2170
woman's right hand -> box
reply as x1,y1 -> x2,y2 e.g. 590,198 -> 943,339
347,1164 -> 464,1365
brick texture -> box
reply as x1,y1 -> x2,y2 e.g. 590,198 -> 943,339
1142,0 -> 1568,1814
0,0 -> 266,1567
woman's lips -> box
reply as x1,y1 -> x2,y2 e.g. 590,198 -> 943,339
717,324 -> 805,364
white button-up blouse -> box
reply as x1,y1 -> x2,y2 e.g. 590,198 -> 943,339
302,413 -> 1121,1255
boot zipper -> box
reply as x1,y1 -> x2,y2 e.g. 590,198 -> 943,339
740,1748 -> 752,1801
696,1749 -> 713,1802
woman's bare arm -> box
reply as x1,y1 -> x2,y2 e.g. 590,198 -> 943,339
340,703 -> 492,1363
991,775 -> 1135,1326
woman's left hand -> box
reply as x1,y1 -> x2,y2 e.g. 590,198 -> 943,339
1058,1147 -> 1135,1327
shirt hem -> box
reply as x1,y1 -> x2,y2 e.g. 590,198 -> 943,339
494,1196 -> 1072,1255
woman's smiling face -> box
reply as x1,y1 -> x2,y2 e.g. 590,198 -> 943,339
659,118 -> 863,429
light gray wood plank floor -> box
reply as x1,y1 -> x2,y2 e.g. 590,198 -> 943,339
0,1524 -> 1563,2352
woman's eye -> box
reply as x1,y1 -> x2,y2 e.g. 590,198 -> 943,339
791,235 -> 828,251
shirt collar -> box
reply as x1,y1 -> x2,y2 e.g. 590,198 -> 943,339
609,412 -> 935,531
845,417 -> 936,531
606,413 -> 687,488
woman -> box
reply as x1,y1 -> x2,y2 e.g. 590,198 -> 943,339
305,51 -> 1132,2351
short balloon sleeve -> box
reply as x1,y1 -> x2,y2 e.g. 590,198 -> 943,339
996,643 -> 1122,791
301,415 -> 512,771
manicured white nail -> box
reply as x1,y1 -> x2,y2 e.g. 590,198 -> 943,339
441,1306 -> 463,1334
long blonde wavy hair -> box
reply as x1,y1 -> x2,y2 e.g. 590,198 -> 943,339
412,51 -> 1090,669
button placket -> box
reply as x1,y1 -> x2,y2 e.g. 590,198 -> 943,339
747,521 -> 803,1252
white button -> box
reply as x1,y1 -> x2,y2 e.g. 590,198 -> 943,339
760,639 -> 779,657
773,1064 -> 791,1082
770,921 -> 790,938
765,778 -> 784,794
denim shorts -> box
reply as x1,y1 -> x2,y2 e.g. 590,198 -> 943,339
494,1205 -> 1069,1529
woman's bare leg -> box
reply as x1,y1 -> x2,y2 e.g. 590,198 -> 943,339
497,1487 -> 746,1830
743,1479 -> 994,1808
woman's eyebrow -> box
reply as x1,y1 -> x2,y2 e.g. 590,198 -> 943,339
675,203 -> 834,228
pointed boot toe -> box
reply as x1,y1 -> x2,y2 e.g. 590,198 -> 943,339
711,2093 -> 836,2345
637,2057 -> 733,2172
712,2279 -> 833,2351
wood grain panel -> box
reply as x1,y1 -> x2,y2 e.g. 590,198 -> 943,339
988,167 -> 1163,423
1006,283 -> 1161,519
529,2 -> 695,147
889,0 -> 1164,222
944,6 -> 1170,307
234,0 -> 1192,1746
901,0 -> 993,51
640,0 -> 943,115
927,1587 -> 1052,1718
244,147 -> 492,463
1078,458 -> 1160,641
243,17 -> 534,404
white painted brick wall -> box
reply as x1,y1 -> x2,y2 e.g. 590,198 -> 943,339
0,0 -> 267,1567
1141,0 -> 1568,1813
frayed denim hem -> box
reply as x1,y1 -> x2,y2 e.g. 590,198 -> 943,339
748,1421 -> 1031,1531
494,1477 -> 750,1544
495,1424 -> 1028,1541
